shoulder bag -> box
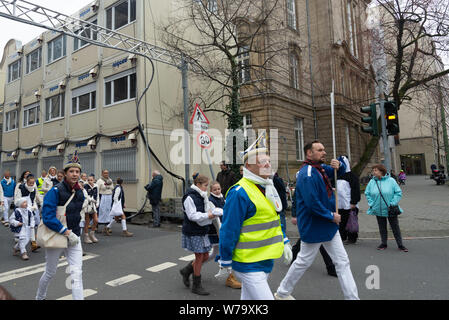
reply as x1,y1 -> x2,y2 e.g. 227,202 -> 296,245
36,191 -> 76,249
374,180 -> 401,217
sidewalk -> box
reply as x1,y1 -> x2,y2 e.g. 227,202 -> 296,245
285,175 -> 449,240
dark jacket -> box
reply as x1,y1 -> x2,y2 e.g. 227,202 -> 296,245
113,185 -> 125,209
42,180 -> 85,237
273,173 -> 288,212
216,169 -> 238,198
182,188 -> 209,236
145,175 -> 163,205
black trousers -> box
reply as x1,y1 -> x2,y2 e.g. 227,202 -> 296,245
339,208 -> 358,243
291,238 -> 334,269
376,215 -> 403,247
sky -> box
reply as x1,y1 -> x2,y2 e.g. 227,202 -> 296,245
0,0 -> 94,57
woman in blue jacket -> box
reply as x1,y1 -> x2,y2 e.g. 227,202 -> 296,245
365,164 -> 408,252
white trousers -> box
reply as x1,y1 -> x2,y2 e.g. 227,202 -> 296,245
234,271 -> 274,300
277,231 -> 359,300
3,197 -> 13,221
14,227 -> 31,254
35,240 -> 84,300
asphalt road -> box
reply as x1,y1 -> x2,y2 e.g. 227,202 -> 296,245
0,175 -> 448,300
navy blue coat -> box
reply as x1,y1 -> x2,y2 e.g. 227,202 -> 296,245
145,175 -> 163,205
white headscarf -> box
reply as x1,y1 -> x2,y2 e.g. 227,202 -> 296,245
243,167 -> 283,212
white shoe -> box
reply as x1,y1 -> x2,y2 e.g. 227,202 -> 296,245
274,292 -> 295,300
84,234 -> 93,244
89,231 -> 98,243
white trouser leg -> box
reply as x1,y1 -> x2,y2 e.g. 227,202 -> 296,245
322,232 -> 359,300
17,228 -> 31,254
3,197 -> 12,221
36,239 -> 84,300
234,271 -> 274,300
276,241 -> 321,298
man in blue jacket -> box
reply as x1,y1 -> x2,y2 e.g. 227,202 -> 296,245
274,140 -> 359,300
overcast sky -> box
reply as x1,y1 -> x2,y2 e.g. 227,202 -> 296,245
0,0 -> 94,55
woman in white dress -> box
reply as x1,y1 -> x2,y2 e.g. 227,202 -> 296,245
97,170 -> 114,234
105,178 -> 133,237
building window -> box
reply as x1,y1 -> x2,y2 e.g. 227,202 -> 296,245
106,0 -> 136,31
102,148 -> 137,183
5,110 -> 18,132
346,0 -> 358,58
207,0 -> 218,13
295,118 -> 305,161
105,70 -> 137,106
72,83 -> 97,115
289,52 -> 300,89
287,0 -> 297,30
237,46 -> 250,84
47,35 -> 67,64
243,114 -> 253,142
8,60 -> 21,83
74,18 -> 98,51
45,94 -> 65,121
23,103 -> 40,128
26,48 -> 42,74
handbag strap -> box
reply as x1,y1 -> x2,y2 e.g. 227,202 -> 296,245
374,180 -> 389,207
63,191 -> 76,209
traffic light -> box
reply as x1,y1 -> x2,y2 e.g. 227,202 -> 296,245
384,100 -> 399,136
361,103 -> 378,136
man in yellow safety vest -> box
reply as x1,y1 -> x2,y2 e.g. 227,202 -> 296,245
218,133 -> 292,300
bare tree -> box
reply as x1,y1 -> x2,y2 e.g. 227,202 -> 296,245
159,0 -> 289,164
353,0 -> 449,175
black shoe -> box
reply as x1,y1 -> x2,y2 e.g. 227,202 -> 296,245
180,262 -> 194,288
327,265 -> 338,277
398,246 -> 408,252
191,275 -> 210,296
377,244 -> 387,250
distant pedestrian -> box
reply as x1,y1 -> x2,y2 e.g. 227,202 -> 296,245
97,170 -> 114,234
41,167 -> 58,194
36,170 -> 47,196
275,140 -> 359,300
273,172 -> 288,235
1,170 -> 16,228
10,198 -> 35,261
83,175 -> 99,243
106,178 -> 133,237
398,170 -> 406,185
337,156 -> 361,244
365,164 -> 408,252
144,171 -> 164,228
216,161 -> 238,198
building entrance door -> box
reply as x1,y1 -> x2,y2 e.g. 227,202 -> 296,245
400,154 -> 426,175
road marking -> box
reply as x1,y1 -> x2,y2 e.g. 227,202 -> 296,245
146,262 -> 177,273
105,274 -> 142,287
179,254 -> 195,262
0,253 -> 98,284
57,289 -> 97,300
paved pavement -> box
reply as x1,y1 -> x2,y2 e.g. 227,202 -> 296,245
285,175 -> 449,240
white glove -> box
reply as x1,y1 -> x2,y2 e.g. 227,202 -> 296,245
283,242 -> 293,265
215,266 -> 232,280
67,231 -> 80,247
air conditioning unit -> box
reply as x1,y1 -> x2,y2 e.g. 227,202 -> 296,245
32,147 -> 40,156
128,132 -> 137,144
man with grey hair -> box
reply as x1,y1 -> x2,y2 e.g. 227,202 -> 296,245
145,170 -> 164,228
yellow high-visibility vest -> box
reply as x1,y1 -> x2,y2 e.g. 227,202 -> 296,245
232,178 -> 284,263
37,177 -> 45,195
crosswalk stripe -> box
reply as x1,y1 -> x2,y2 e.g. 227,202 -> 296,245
105,274 -> 142,287
0,253 -> 98,284
146,262 -> 177,273
179,254 -> 195,262
57,289 -> 97,300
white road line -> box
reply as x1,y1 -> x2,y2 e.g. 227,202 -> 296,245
57,289 -> 97,300
105,274 -> 142,287
0,253 -> 98,284
179,254 -> 195,262
146,262 -> 177,273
